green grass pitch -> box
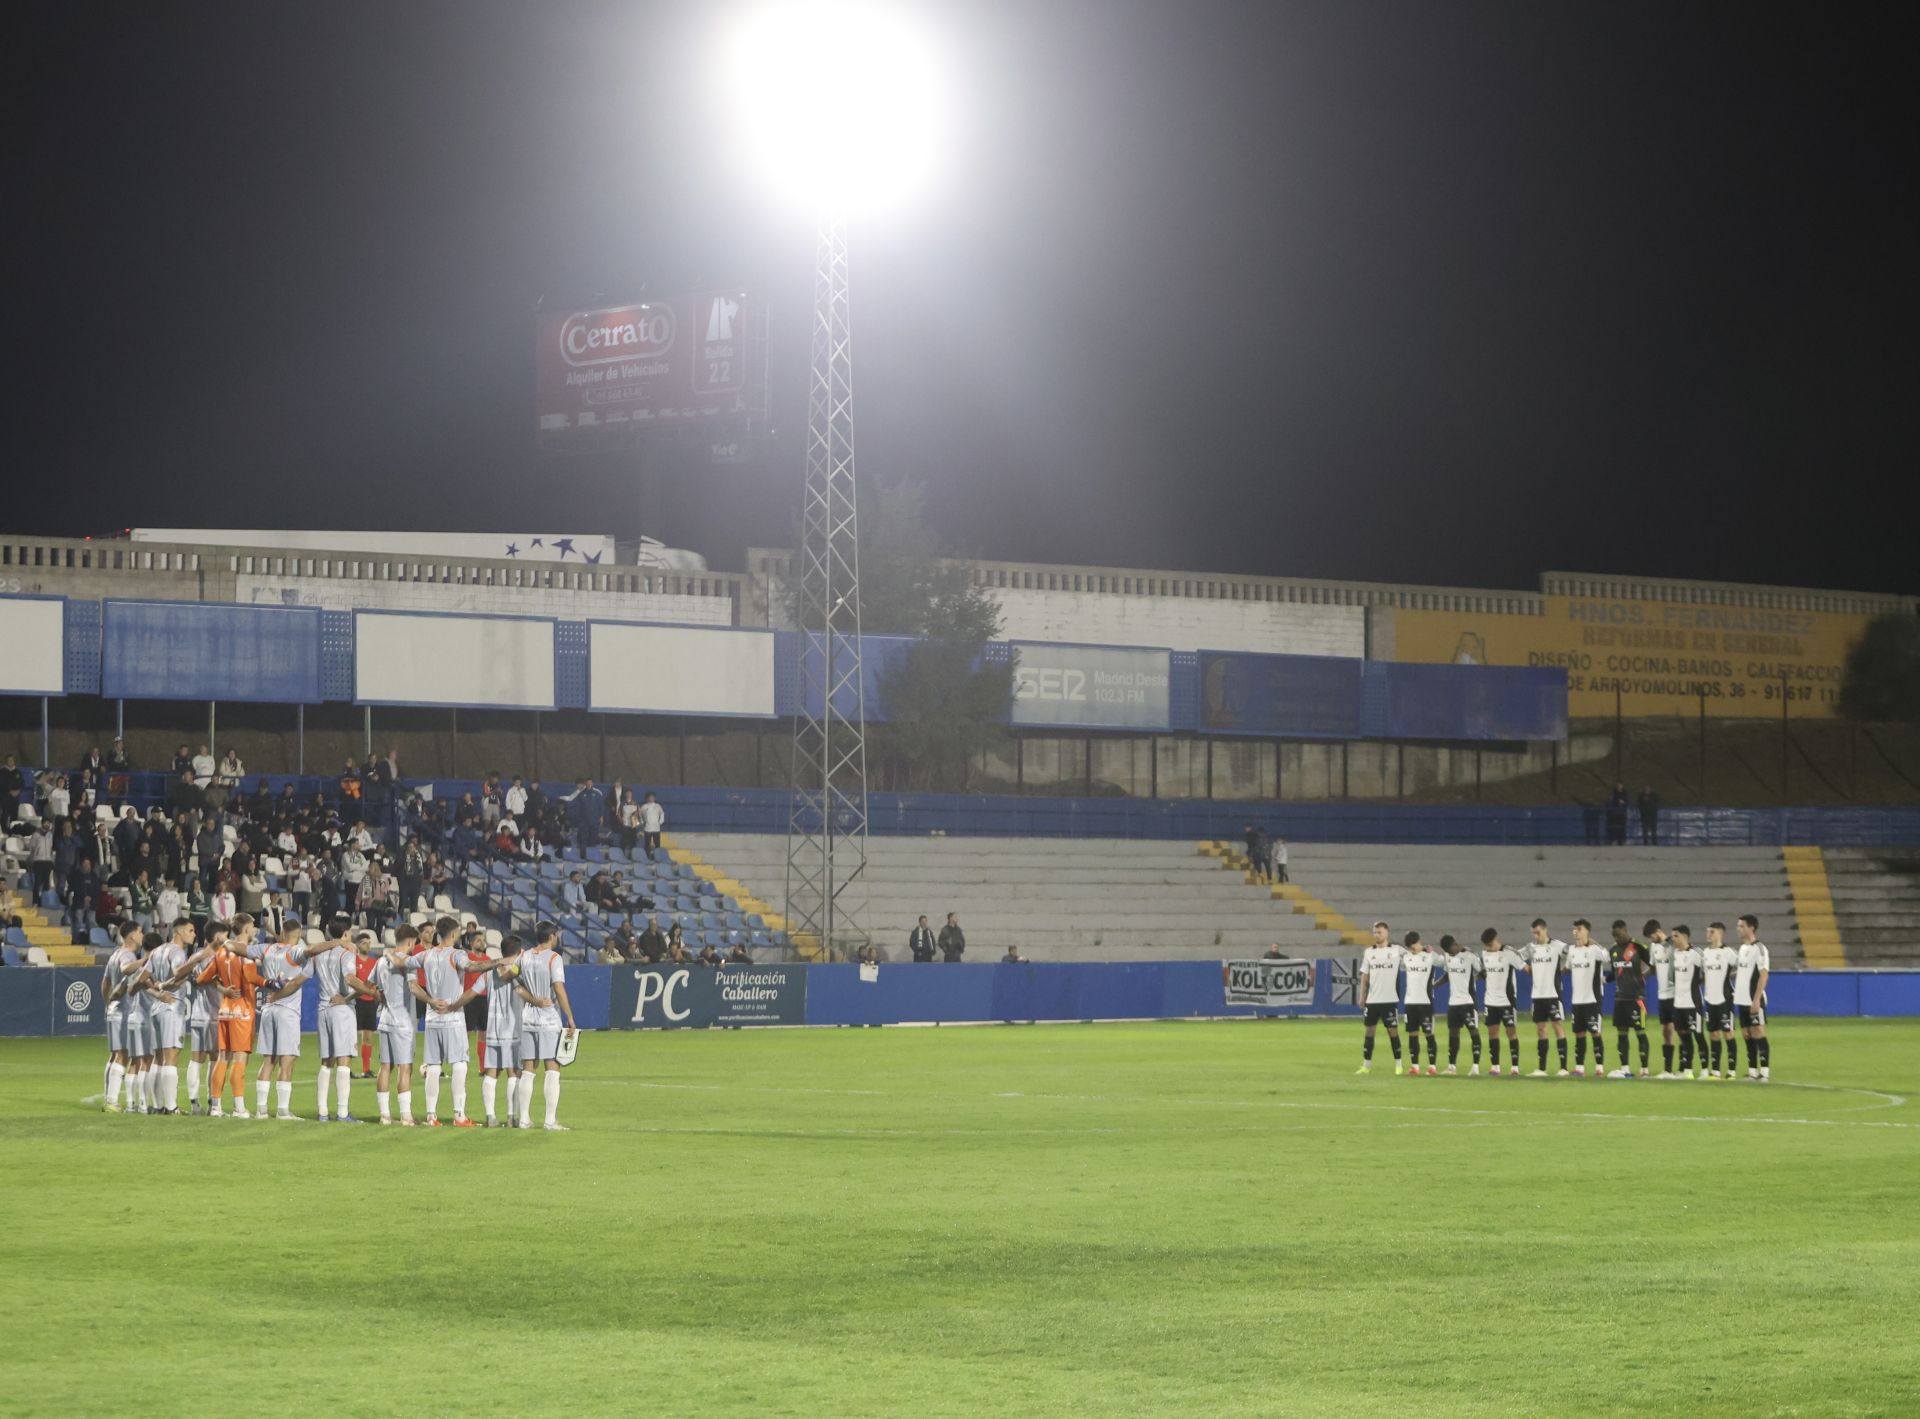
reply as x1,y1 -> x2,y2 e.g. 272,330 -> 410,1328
3,1019 -> 1917,1418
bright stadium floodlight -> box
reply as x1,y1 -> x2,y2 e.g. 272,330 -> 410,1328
719,0 -> 953,220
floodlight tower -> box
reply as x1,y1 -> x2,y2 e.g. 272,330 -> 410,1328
721,1 -> 950,957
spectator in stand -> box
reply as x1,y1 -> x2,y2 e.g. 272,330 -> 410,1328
341,841 -> 369,908
1001,945 -> 1027,963
45,773 -> 71,822
338,759 -> 361,806
857,942 -> 879,967
560,871 -> 588,912
563,778 -> 605,856
505,775 -> 528,822
1243,824 -> 1269,884
0,753 -> 24,810
52,818 -> 79,892
171,744 -> 193,778
165,769 -> 201,817
939,912 -> 966,962
638,791 -> 666,862
30,819 -> 58,900
211,882 -> 237,923
215,748 -> 245,797
106,739 -> 132,774
67,857 -> 102,942
186,877 -> 211,933
191,743 -> 216,791
1638,786 -> 1661,846
638,916 -> 669,963
615,789 -> 641,855
1606,782 -> 1630,846
155,878 -> 182,930
1262,943 -> 1286,959
525,779 -> 548,832
596,935 -> 628,964
725,940 -> 752,964
129,871 -> 157,933
358,861 -> 397,931
480,772 -> 503,828
113,806 -> 142,868
908,916 -> 937,963
666,922 -> 690,962
696,941 -> 723,967
82,745 -> 105,777
239,862 -> 269,919
289,855 -> 313,923
1272,837 -> 1290,884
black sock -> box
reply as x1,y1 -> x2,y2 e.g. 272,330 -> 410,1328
1663,1041 -> 1674,1072
1538,1039 -> 1549,1071
1556,1038 -> 1568,1068
1575,1036 -> 1587,1066
1364,1035 -> 1375,1061
1710,1039 -> 1722,1071
1390,1034 -> 1402,1060
1594,1035 -> 1605,1066
1468,1028 -> 1481,1063
1759,1037 -> 1770,1068
1617,1033 -> 1630,1065
1489,1038 -> 1501,1066
1448,1030 -> 1460,1065
1427,1034 -> 1438,1065
1694,1031 -> 1708,1067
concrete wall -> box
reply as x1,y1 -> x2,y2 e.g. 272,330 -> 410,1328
989,587 -> 1365,657
234,574 -> 730,623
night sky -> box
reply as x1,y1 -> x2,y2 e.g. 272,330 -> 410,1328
11,1 -> 1915,595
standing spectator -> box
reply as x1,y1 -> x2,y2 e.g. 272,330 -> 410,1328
67,856 -> 102,943
129,871 -> 157,934
81,745 -> 105,777
480,772 -> 503,828
1272,837 -> 1290,884
106,739 -> 132,773
239,862 -> 269,919
1242,824 -> 1267,883
908,915 -> 936,963
615,790 -> 641,855
338,759 -> 361,806
186,877 -> 211,933
195,817 -> 224,888
938,912 -> 966,962
155,878 -> 183,930
1001,945 -> 1027,963
190,743 -> 216,791
170,744 -> 193,778
666,921 -> 689,961
525,778 -> 549,832
29,821 -> 56,901
1606,782 -> 1630,847
357,861 -> 397,932
638,916 -> 669,962
505,775 -> 528,821
211,882 -> 237,923
564,778 -> 605,856
289,855 -> 314,923
46,774 -> 71,822
0,753 -> 24,811
1637,786 -> 1661,846
638,791 -> 666,862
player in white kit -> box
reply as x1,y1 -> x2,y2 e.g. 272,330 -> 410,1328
140,919 -> 199,1113
1440,935 -> 1482,1075
480,935 -> 528,1126
101,930 -> 152,1113
372,925 -> 426,1125
1644,921 -> 1680,1077
1400,932 -> 1443,1075
1565,919 -> 1609,1078
312,918 -> 366,1122
1525,919 -> 1570,1077
1734,914 -> 1772,1082
514,922 -> 579,1129
253,921 -> 343,1119
1668,927 -> 1706,1078
1701,923 -> 1739,1080
1354,922 -> 1405,1075
418,915 -> 486,1127
1478,929 -> 1527,1075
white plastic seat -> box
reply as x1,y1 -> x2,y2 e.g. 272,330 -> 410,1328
221,825 -> 238,846
261,856 -> 284,876
381,928 -> 398,947
25,946 -> 51,966
458,911 -> 478,929
484,927 -> 502,948
408,910 -> 428,928
15,804 -> 38,823
432,894 -> 453,911
306,928 -> 325,945
96,806 -> 116,823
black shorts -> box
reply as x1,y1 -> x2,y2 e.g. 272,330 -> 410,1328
1672,1007 -> 1700,1035
1657,999 -> 1675,1026
464,995 -> 487,1033
1364,1004 -> 1399,1028
1405,1005 -> 1434,1034
1706,1004 -> 1737,1033
1531,998 -> 1564,1025
354,998 -> 378,1032
1484,1004 -> 1517,1029
1613,1000 -> 1645,1032
1447,1005 -> 1479,1031
1572,1004 -> 1603,1034
1737,1004 -> 1766,1030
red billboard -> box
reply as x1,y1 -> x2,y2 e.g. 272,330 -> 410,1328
535,291 -> 766,440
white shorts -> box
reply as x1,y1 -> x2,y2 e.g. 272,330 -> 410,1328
422,1020 -> 468,1066
378,1027 -> 416,1067
121,1013 -> 153,1058
257,1012 -> 302,1058
520,1025 -> 561,1063
107,1010 -> 130,1053
189,1016 -> 219,1053
316,1006 -> 357,1059
482,1039 -> 522,1071
148,1007 -> 186,1053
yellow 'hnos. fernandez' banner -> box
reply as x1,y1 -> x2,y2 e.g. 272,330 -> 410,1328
1392,597 -> 1870,718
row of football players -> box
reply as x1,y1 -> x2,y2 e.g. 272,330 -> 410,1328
1354,915 -> 1772,1080
99,912 -> 582,1128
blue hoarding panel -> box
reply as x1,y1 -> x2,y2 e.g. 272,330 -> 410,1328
0,970 -> 55,1035
805,964 -> 997,1026
1768,973 -> 1859,1017
606,963 -> 802,1028
1199,652 -> 1365,738
65,598 -> 102,695
50,969 -> 104,1036
1381,662 -> 1568,742
1010,643 -> 1173,731
103,600 -> 323,703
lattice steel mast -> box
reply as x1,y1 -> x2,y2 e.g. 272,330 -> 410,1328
784,218 -> 869,956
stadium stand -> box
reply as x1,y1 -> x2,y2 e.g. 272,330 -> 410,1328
1824,847 -> 1920,967
1271,843 -> 1807,966
681,834 -> 1349,962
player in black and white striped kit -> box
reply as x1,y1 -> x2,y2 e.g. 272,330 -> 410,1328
1440,935 -> 1482,1076
1478,929 -> 1527,1076
1668,927 -> 1707,1079
1734,914 -> 1772,1082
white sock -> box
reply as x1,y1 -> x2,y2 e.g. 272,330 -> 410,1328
186,1060 -> 201,1106
276,1080 -> 293,1115
424,1065 -> 442,1118
334,1065 -> 352,1118
105,1061 -> 125,1108
543,1071 -> 561,1126
377,1090 -> 392,1120
481,1074 -> 498,1122
143,1068 -> 158,1110
450,1061 -> 468,1120
318,1066 -> 332,1117
514,1073 -> 533,1126
398,1089 -> 413,1122
133,1070 -> 149,1112
255,1078 -> 270,1113
160,1065 -> 179,1111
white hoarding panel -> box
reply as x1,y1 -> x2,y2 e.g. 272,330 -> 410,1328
0,598 -> 65,695
1010,643 -> 1171,730
590,624 -> 775,716
354,612 -> 555,709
